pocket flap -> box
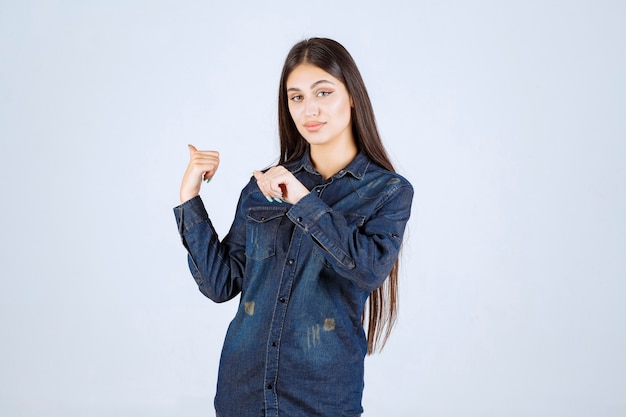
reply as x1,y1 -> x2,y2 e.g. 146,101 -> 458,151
247,207 -> 288,223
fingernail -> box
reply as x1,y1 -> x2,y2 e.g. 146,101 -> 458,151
274,197 -> 283,203
205,178 -> 212,183
266,196 -> 273,203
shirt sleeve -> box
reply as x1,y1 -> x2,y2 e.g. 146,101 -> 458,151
286,182 -> 414,292
173,195 -> 246,302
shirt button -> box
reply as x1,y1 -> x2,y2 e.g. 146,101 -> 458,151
272,342 -> 277,347
267,384 -> 273,389
287,259 -> 294,265
296,217 -> 302,223
279,297 -> 286,303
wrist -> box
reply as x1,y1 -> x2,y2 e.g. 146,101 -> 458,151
290,187 -> 311,205
180,189 -> 199,204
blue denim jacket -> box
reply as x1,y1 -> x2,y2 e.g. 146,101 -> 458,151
174,151 -> 413,417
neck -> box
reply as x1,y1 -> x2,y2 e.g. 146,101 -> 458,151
310,140 -> 358,180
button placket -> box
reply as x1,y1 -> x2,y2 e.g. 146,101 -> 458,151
263,231 -> 303,416
314,184 -> 327,198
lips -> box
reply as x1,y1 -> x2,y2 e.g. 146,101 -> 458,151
304,122 -> 325,132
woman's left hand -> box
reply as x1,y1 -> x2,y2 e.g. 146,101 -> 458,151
253,166 -> 309,204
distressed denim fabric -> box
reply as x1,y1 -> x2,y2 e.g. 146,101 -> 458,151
174,151 -> 413,417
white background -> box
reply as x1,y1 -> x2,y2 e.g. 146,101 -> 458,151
1,1 -> 625,416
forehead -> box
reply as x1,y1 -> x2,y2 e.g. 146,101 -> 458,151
286,63 -> 343,88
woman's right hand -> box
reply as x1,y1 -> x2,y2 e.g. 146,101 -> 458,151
180,145 -> 220,203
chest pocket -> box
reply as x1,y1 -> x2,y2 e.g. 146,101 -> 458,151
246,207 -> 288,261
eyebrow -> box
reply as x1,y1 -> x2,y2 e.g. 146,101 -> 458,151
287,79 -> 336,92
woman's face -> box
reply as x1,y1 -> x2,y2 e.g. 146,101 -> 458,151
286,63 -> 354,149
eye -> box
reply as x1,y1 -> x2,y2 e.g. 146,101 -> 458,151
317,91 -> 332,97
290,95 -> 303,102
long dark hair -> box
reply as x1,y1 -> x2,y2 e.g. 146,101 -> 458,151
278,37 -> 400,354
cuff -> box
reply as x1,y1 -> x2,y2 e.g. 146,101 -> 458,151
286,192 -> 330,232
173,195 -> 209,236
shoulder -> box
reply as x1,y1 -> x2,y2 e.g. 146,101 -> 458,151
228,176 -> 267,216
240,175 -> 263,200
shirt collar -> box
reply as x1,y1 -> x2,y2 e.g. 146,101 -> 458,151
287,149 -> 370,180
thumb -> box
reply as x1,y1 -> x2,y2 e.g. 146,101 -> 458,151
188,144 -> 197,156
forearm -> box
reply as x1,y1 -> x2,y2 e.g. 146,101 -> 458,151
174,196 -> 244,302
286,186 -> 413,291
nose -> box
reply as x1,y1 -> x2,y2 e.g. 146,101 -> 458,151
305,100 -> 318,117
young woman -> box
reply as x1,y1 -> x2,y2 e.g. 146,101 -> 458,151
174,38 -> 413,417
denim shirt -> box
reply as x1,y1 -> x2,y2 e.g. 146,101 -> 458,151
173,151 -> 413,417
